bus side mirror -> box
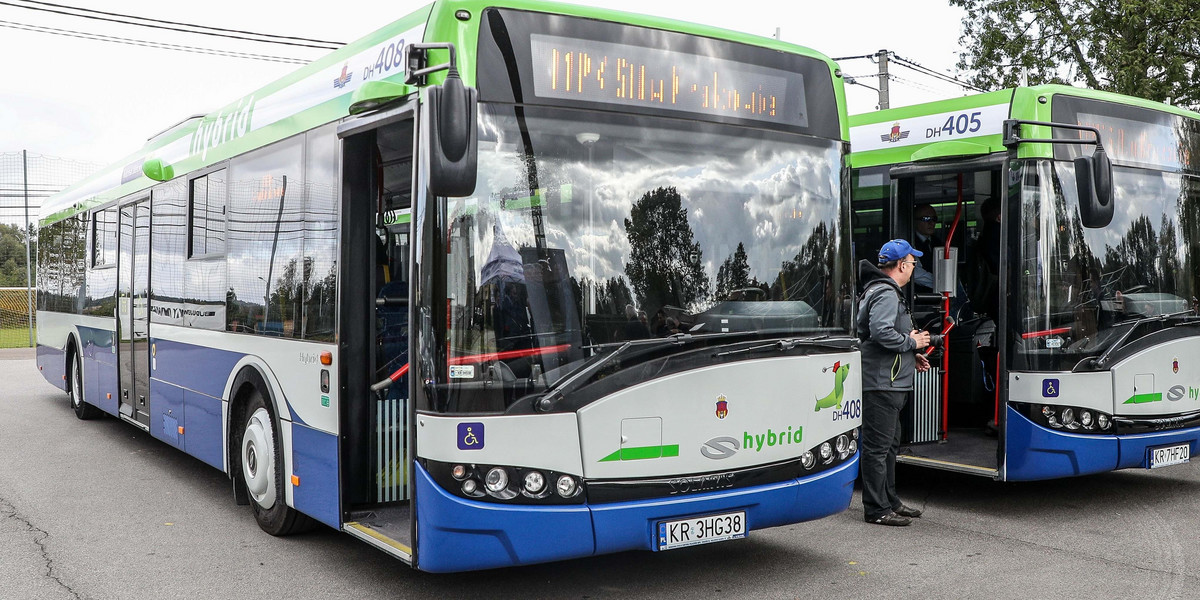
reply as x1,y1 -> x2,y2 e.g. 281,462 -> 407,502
426,70 -> 478,197
1075,147 -> 1114,228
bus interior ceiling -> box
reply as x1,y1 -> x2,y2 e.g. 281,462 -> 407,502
897,168 -> 1002,471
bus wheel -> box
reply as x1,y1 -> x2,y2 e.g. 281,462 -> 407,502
239,389 -> 313,536
69,350 -> 101,420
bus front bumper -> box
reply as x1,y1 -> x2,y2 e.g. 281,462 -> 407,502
413,456 -> 858,572
1005,406 -> 1200,480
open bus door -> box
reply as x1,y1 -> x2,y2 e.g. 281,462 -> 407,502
337,104 -> 418,563
856,155 -> 1010,478
116,197 -> 152,430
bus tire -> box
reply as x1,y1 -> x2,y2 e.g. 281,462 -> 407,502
68,347 -> 101,420
239,387 -> 313,536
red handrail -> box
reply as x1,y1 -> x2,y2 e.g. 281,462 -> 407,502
448,343 -> 572,365
940,174 -> 965,441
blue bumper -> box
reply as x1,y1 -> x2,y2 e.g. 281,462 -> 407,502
414,455 -> 858,573
1005,406 -> 1200,481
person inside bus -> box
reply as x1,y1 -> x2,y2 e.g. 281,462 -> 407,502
623,304 -> 651,340
912,204 -> 943,272
977,196 -> 1002,320
911,204 -> 971,318
496,283 -> 532,351
857,239 -> 931,527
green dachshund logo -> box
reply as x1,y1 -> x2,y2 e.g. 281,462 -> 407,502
815,361 -> 850,411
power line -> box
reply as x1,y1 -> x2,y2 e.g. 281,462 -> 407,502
17,0 -> 342,46
0,0 -> 341,49
0,19 -> 309,64
889,73 -> 951,96
890,54 -> 985,92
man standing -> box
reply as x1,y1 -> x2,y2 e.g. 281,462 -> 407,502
857,239 -> 931,526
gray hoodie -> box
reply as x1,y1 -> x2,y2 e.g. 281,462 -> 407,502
857,260 -> 918,392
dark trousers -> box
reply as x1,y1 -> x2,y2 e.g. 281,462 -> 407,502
861,389 -> 908,521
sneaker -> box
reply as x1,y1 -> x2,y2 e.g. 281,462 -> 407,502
894,504 -> 923,518
868,512 -> 912,526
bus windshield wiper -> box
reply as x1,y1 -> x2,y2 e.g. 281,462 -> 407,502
712,335 -> 854,357
534,333 -> 700,411
1092,310 -> 1199,369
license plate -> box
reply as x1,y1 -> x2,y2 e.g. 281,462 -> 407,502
1149,443 -> 1190,469
657,511 -> 746,551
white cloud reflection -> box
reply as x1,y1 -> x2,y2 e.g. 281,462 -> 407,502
462,106 -> 846,311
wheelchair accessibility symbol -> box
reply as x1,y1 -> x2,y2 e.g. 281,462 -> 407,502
457,422 -> 485,450
1042,379 -> 1060,398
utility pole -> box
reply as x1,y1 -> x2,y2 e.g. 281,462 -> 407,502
23,150 -> 34,347
876,49 -> 890,109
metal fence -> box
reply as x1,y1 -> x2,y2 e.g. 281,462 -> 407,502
0,151 -> 100,348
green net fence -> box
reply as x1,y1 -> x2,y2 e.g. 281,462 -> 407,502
0,152 -> 100,348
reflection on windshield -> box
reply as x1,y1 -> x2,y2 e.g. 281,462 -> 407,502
439,104 -> 851,412
1016,159 -> 1200,370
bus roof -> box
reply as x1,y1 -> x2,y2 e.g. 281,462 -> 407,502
848,84 -> 1200,169
41,0 -> 844,226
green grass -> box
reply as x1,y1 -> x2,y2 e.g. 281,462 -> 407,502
0,327 -> 33,349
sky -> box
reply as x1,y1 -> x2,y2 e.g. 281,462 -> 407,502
0,0 -> 971,168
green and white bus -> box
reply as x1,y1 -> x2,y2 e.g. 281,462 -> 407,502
36,0 -> 861,571
849,85 -> 1200,480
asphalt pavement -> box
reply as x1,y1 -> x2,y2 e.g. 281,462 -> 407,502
2,351 -> 1197,599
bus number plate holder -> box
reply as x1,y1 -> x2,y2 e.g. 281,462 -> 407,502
1149,443 -> 1190,469
657,511 -> 746,551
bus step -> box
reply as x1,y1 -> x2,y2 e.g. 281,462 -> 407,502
343,505 -> 412,563
896,454 -> 998,478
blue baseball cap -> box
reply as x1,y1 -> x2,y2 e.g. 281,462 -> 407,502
878,239 -> 923,263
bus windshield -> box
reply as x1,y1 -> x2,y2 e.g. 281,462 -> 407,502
439,103 -> 851,411
1015,158 -> 1200,370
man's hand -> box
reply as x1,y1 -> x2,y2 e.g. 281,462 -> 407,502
910,329 -> 931,350
915,353 -> 931,373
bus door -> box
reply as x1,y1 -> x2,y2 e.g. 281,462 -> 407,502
116,198 -> 151,429
881,157 -> 1006,477
336,105 -> 417,562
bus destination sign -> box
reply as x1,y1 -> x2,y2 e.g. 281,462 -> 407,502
529,34 -> 808,128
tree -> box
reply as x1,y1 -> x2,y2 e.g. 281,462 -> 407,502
623,186 -> 710,312
0,223 -> 33,287
952,0 -> 1200,106
715,242 -> 752,300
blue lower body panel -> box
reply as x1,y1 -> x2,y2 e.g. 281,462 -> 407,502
291,424 -> 340,529
1116,428 -> 1200,470
1005,406 -> 1200,480
36,345 -> 67,391
414,455 -> 858,573
591,456 -> 857,555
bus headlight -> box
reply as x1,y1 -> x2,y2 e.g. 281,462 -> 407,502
451,464 -> 468,480
523,471 -> 545,494
461,479 -> 478,495
556,475 -> 578,497
835,435 -> 849,454
819,442 -> 833,462
800,450 -> 815,469
485,467 -> 509,493
1036,404 -> 1114,434
1062,408 -> 1079,430
1080,410 -> 1094,429
1042,405 -> 1061,428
